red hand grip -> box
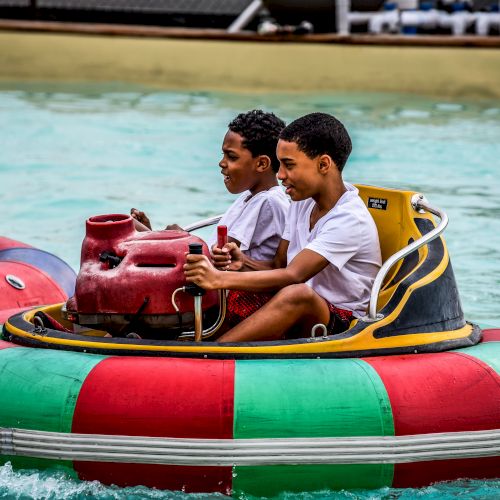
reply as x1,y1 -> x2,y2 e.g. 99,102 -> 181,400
217,225 -> 228,248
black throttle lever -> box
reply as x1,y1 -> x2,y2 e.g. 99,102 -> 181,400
99,251 -> 122,269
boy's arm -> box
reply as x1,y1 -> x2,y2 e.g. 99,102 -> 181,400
133,218 -> 152,232
184,247 -> 328,293
229,239 -> 289,272
212,238 -> 288,271
130,208 -> 185,232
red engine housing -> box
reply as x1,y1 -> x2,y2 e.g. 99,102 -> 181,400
67,214 -> 218,336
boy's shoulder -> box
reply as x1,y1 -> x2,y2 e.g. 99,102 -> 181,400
288,183 -> 371,225
222,187 -> 288,221
336,184 -> 373,223
263,186 -> 289,204
248,186 -> 289,209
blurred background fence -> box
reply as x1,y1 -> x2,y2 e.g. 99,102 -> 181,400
0,0 -> 254,28
0,0 -> 498,34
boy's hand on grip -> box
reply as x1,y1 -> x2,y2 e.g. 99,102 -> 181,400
211,242 -> 244,271
130,208 -> 152,230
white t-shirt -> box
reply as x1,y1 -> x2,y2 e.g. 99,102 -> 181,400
282,183 -> 381,318
212,186 -> 289,261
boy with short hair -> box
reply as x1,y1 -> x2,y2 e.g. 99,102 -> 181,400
132,109 -> 288,262
211,109 -> 289,261
184,112 -> 382,343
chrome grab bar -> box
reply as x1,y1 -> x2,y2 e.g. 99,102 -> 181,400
184,215 -> 223,233
366,194 -> 449,322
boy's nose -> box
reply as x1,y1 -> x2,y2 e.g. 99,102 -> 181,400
277,165 -> 286,180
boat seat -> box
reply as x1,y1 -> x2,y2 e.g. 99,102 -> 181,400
356,185 -> 436,312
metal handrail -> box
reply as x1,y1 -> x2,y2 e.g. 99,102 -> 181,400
184,215 -> 223,233
366,194 -> 449,321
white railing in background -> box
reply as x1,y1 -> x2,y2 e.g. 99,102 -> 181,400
336,0 -> 351,35
348,1 -> 500,36
227,0 -> 500,36
228,0 -> 264,33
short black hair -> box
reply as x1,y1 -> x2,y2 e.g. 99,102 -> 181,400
279,112 -> 352,172
228,110 -> 285,172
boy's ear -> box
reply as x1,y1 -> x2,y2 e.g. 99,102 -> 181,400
256,155 -> 272,172
318,154 -> 334,174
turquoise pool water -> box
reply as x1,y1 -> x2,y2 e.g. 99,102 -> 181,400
0,84 -> 499,499
1,84 -> 499,327
0,462 -> 499,499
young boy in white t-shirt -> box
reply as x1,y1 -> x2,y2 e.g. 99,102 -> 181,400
210,110 -> 289,262
184,112 -> 382,342
131,110 -> 288,261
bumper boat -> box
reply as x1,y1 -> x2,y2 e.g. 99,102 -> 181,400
1,185 -> 499,496
0,236 -> 76,324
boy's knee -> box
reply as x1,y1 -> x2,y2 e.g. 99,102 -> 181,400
274,283 -> 315,307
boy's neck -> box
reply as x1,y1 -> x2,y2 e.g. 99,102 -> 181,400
313,178 -> 347,214
248,175 -> 278,197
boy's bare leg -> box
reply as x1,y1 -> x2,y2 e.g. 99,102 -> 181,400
217,284 -> 330,343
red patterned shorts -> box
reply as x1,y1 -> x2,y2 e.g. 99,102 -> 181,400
226,289 -> 353,335
226,290 -> 274,327
326,302 -> 354,335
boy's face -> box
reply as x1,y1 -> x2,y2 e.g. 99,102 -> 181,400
219,130 -> 259,194
276,140 -> 322,201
